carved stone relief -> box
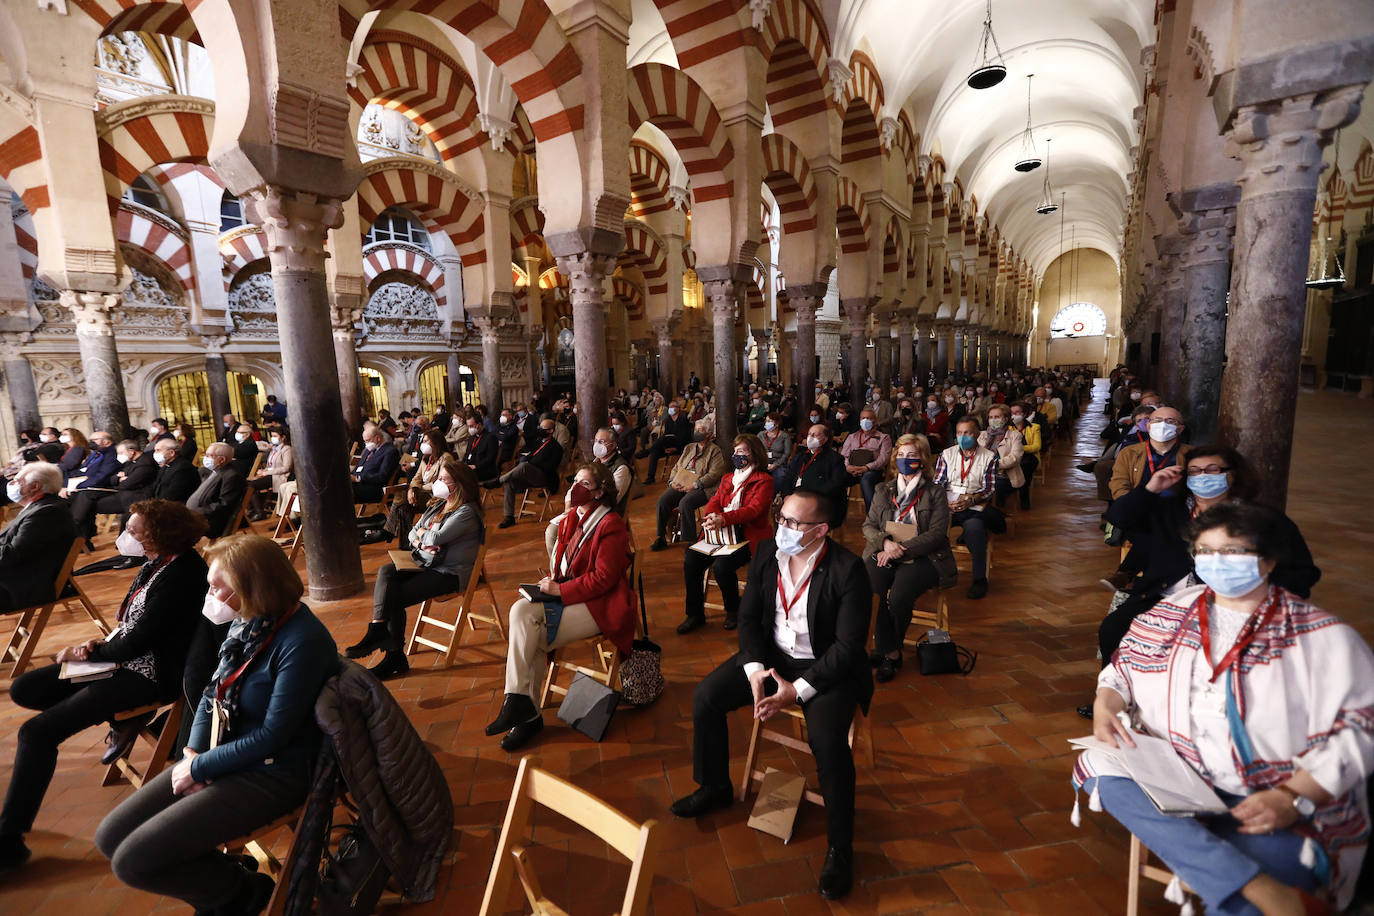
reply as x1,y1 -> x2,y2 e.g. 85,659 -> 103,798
29,357 -> 87,402
227,272 -> 281,339
362,281 -> 441,341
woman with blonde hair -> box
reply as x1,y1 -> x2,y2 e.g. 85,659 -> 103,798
97,534 -> 337,915
347,456 -> 484,679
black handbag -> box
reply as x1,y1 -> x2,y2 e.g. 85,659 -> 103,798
916,630 -> 977,675
619,571 -> 664,707
315,821 -> 390,916
557,673 -> 620,740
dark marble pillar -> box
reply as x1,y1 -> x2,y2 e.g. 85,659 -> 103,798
702,273 -> 739,443
842,298 -> 871,403
61,290 -> 130,441
1,334 -> 41,434
1174,186 -> 1238,445
788,284 -> 824,405
204,349 -> 233,433
554,248 -> 618,457
473,314 -> 504,415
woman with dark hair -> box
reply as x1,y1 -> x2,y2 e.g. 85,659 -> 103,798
677,433 -> 775,634
363,426 -> 450,545
759,412 -> 793,483
97,534 -> 337,914
346,456 -> 484,679
1076,502 -> 1374,916
487,462 -> 636,751
247,426 -> 293,521
57,427 -> 89,482
0,499 -> 209,871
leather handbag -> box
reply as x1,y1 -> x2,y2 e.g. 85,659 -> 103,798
916,629 -> 977,675
316,821 -> 390,916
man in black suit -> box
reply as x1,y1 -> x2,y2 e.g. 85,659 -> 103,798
229,423 -> 260,478
185,442 -> 246,538
352,425 -> 400,503
670,489 -> 872,900
637,399 -> 693,483
776,424 -> 851,526
461,414 -> 499,480
68,440 -> 157,541
149,439 -> 201,504
483,417 -> 563,529
0,464 -> 77,612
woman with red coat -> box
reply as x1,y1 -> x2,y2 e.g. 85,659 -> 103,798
487,462 -> 637,751
676,434 -> 775,635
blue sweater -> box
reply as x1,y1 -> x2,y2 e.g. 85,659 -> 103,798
188,604 -> 339,782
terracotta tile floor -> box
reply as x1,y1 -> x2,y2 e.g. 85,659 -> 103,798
2,381 -> 1371,914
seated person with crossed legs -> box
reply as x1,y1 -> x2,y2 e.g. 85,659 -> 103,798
670,489 -> 873,901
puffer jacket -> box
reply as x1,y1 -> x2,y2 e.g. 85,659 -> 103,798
312,660 -> 453,902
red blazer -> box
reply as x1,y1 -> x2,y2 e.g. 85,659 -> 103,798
553,508 -> 637,653
703,470 -> 775,549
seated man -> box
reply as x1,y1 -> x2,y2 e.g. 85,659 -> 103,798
839,407 -> 892,509
461,414 -> 500,481
149,438 -> 201,505
637,400 -> 693,484
932,417 -> 1002,600
1109,405 -> 1193,500
776,424 -> 850,527
590,426 -> 633,515
185,442 -> 247,538
484,417 -> 564,529
0,464 -> 76,612
650,419 -> 725,551
69,431 -> 119,493
69,439 -> 157,542
352,426 -> 401,504
670,489 -> 872,901
229,423 -> 260,478
495,408 -> 521,464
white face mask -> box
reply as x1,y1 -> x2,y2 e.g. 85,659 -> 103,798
806,435 -> 821,451
270,436 -> 281,446
431,478 -> 451,501
468,426 -> 479,437
775,524 -> 819,556
5,481 -> 22,503
117,453 -> 131,464
39,434 -> 54,443
59,435 -> 70,445
611,423 -> 622,432
420,442 -> 433,456
235,433 -> 248,443
1149,420 -> 1179,443
115,529 -> 145,558
592,441 -> 610,459
153,450 -> 169,465
764,421 -> 776,432
364,441 -> 376,450
203,455 -> 216,470
201,593 -> 238,626
500,416 -> 510,425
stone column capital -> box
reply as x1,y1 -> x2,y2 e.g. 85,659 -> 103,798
330,302 -> 363,339
60,289 -> 121,337
0,331 -> 33,360
1225,85 -> 1365,199
245,187 -> 344,273
1176,208 -> 1237,271
840,297 -> 872,332
554,250 -> 617,294
751,327 -> 772,345
471,313 -> 505,344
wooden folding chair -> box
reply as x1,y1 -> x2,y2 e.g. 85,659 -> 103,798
102,700 -> 183,789
223,805 -> 309,916
479,756 -> 661,916
271,492 -> 304,562
1035,445 -> 1051,483
948,522 -> 993,573
355,468 -> 401,518
3,539 -> 111,679
516,486 -> 553,522
1126,834 -> 1196,916
902,590 -> 951,647
406,544 -> 504,665
539,633 -> 622,709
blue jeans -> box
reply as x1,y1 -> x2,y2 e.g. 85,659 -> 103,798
856,469 -> 885,509
1087,776 -> 1321,915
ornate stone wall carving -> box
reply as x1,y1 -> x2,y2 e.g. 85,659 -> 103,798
227,272 -> 281,339
116,265 -> 189,337
30,357 -> 87,402
362,280 -> 441,341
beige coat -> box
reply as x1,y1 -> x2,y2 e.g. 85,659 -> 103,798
978,427 -> 1025,489
1109,440 -> 1194,499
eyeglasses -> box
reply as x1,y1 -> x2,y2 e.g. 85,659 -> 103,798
1186,465 -> 1231,477
774,511 -> 823,531
1192,546 -> 1258,557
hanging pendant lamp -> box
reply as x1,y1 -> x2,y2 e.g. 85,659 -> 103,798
1014,74 -> 1041,172
1035,138 -> 1058,214
967,0 -> 1007,89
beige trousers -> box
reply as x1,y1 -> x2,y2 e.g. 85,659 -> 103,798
504,598 -> 602,703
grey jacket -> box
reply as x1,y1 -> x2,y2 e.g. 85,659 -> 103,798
861,478 -> 958,589
408,500 -> 483,579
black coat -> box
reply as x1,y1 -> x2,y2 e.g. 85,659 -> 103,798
231,437 -> 260,478
463,429 -> 499,479
355,442 -> 400,487
737,538 -> 874,712
0,495 -> 77,610
520,434 -> 563,479
186,466 -> 247,538
151,456 -> 202,504
114,451 -> 159,499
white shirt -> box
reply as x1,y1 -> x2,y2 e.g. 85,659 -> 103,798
725,466 -> 752,511
1187,601 -> 1253,795
743,542 -> 823,702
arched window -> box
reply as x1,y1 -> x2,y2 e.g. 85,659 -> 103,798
220,191 -> 246,232
1048,302 -> 1107,339
124,175 -> 167,213
157,369 -> 266,446
365,207 -> 431,250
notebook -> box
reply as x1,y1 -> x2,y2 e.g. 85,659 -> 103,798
59,659 -> 117,683
1069,734 -> 1228,816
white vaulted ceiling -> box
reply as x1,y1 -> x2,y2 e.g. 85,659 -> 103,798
829,0 -> 1153,273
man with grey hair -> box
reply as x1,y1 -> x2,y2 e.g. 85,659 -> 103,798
0,463 -> 75,612
650,419 -> 726,550
185,442 -> 246,538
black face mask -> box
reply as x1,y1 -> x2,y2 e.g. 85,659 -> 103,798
901,407 -> 912,416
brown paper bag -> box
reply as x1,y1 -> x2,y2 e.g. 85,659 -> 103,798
748,767 -> 806,843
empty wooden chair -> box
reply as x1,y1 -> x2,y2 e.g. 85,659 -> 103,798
516,485 -> 553,523
3,539 -> 112,679
102,700 -> 183,789
406,544 -> 503,666
479,756 -> 661,916
271,492 -> 304,562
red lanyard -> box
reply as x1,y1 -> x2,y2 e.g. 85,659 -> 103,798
1145,446 -> 1174,477
891,490 -> 921,523
797,450 -> 818,477
856,432 -> 875,449
215,603 -> 300,701
958,451 -> 976,483
1195,590 -> 1278,683
777,542 -> 827,620
763,431 -> 779,447
118,556 -> 173,623
470,433 -> 482,451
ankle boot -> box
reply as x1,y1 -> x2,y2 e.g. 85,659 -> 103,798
485,693 -> 536,736
369,650 -> 409,681
345,621 -> 389,659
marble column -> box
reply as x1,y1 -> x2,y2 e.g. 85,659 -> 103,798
1218,86 -> 1364,507
247,187 -> 363,600
556,252 -> 618,457
952,326 -> 966,377
1175,188 -> 1238,445
330,302 -> 363,439
472,314 -> 504,415
934,321 -> 951,378
841,298 -> 871,402
652,319 -> 674,394
896,315 -> 914,390
752,328 -> 771,383
1152,237 -> 1187,405
873,312 -> 892,394
778,329 -> 794,390
61,290 -> 130,441
789,285 -> 825,405
204,347 -> 234,432
0,333 -> 40,434
446,351 -> 463,409
703,273 -> 739,443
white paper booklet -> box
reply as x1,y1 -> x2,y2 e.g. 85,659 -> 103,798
1069,733 -> 1229,816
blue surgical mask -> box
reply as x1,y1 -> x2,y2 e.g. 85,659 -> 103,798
958,434 -> 976,451
775,525 -> 811,556
764,421 -> 776,432
1187,473 -> 1230,499
859,418 -> 874,431
731,454 -> 749,470
1194,553 -> 1266,599
896,458 -> 921,476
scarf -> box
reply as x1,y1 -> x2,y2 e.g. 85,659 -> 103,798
895,474 -> 922,513
205,605 -> 296,726
726,467 -> 753,511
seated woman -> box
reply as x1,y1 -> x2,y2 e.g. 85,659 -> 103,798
861,435 -> 957,683
759,412 -> 793,488
247,427 -> 293,521
1008,401 -> 1040,507
96,534 -> 338,915
346,457 -> 484,679
676,434 -> 774,635
363,427 -> 449,545
980,404 -> 1027,511
486,463 -> 636,752
1076,502 -> 1374,915
0,499 -> 208,871
57,427 -> 89,483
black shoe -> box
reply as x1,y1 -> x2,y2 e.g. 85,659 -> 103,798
634,449 -> 649,459
369,650 -> 409,681
498,516 -> 517,529
219,869 -> 275,916
722,613 -> 738,631
500,714 -> 544,751
818,845 -> 853,900
354,514 -> 386,528
1076,704 -> 1094,720
875,655 -> 902,684
100,712 -> 152,765
868,650 -> 885,667
669,785 -> 733,819
650,537 -> 669,552
0,835 -> 31,872
485,693 -> 536,737
480,479 -> 501,490
676,616 -> 705,635
345,621 -> 389,659
1076,462 -> 1096,474
967,578 -> 989,600
359,528 -> 392,545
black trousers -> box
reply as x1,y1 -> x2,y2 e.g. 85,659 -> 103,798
865,556 -> 941,654
655,486 -> 709,540
352,481 -> 384,503
0,664 -> 162,839
691,651 -> 857,848
1098,589 -> 1161,669
645,436 -> 682,480
372,563 -> 466,651
70,489 -> 131,539
682,545 -> 752,621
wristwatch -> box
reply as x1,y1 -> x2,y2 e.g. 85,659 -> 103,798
1275,784 -> 1317,818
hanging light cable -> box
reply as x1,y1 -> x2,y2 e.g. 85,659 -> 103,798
1036,138 -> 1058,214
1014,74 -> 1041,172
1307,128 -> 1346,290
967,0 -> 1007,89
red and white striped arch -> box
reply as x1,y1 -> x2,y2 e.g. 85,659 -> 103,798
761,0 -> 830,129
844,52 -> 885,126
355,163 -> 486,267
649,0 -> 752,70
627,63 -> 734,205
117,205 -> 194,295
621,221 -> 669,296
893,111 -> 919,188
219,226 -> 266,278
11,211 -> 37,281
628,141 -> 674,218
509,195 -> 545,252
363,243 -> 448,310
0,125 -> 49,215
1346,143 -> 1374,216
834,175 -> 870,254
72,0 -> 201,42
745,265 -> 765,312
881,218 -> 904,285
349,34 -> 485,163
539,267 -> 570,320
611,276 -> 645,320
96,100 -> 213,216
339,0 -> 583,144
760,133 -> 817,234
